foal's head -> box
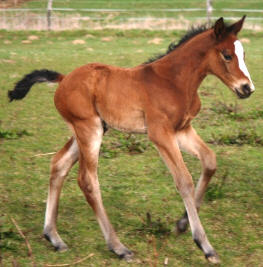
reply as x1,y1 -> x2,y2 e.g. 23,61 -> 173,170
208,16 -> 255,99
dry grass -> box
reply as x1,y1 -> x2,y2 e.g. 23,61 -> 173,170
0,12 -> 262,31
0,0 -> 31,8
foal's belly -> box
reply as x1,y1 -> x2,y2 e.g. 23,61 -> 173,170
107,111 -> 147,134
109,119 -> 147,134
97,105 -> 147,134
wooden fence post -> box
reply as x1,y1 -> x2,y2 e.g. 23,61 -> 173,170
206,0 -> 213,24
47,0 -> 53,30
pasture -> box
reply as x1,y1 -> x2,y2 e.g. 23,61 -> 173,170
19,0 -> 263,18
0,27 -> 263,266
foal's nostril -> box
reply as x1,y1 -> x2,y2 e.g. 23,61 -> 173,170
241,83 -> 251,95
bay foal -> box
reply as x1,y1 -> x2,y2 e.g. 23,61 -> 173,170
9,16 -> 254,263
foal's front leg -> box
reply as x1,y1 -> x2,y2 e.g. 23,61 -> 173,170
148,125 -> 220,264
72,118 -> 133,261
175,126 -> 217,233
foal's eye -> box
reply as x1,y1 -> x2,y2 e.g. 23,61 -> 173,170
221,50 -> 232,61
223,54 -> 232,61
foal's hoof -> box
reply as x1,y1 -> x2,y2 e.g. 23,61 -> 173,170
119,249 -> 134,262
44,233 -> 68,252
110,245 -> 134,262
55,243 -> 68,252
206,252 -> 220,264
176,217 -> 188,234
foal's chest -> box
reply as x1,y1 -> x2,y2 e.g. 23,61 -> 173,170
176,94 -> 201,130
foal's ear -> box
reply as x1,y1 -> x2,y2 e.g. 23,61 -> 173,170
214,17 -> 226,39
228,15 -> 246,35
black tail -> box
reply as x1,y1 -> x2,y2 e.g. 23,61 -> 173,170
8,69 -> 64,102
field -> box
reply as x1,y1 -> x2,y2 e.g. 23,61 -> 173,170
0,26 -> 263,266
19,0 -> 263,15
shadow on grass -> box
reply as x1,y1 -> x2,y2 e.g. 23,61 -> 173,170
132,212 -> 171,237
0,215 -> 22,253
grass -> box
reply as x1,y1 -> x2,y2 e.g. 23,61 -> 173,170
0,27 -> 263,266
21,0 -> 263,14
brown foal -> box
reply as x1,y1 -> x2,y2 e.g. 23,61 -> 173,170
9,16 -> 255,264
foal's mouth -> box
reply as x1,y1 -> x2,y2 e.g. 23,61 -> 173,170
235,88 -> 252,99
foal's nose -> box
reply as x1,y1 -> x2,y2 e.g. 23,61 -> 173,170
238,83 -> 254,98
235,83 -> 254,99
242,83 -> 252,95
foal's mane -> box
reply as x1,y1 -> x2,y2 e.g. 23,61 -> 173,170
144,24 -> 211,64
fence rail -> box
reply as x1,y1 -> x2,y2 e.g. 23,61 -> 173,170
1,8 -> 263,13
0,7 -> 262,31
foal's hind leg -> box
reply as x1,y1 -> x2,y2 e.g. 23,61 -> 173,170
72,118 -> 133,261
176,126 -> 216,233
44,137 -> 79,251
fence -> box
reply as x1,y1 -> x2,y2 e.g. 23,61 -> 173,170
0,1 -> 263,31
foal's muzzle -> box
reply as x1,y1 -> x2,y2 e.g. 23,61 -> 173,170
235,83 -> 254,99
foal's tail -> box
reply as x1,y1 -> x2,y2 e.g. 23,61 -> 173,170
8,69 -> 64,102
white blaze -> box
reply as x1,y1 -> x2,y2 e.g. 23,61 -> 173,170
234,40 -> 255,91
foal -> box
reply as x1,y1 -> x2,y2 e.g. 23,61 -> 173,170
9,16 -> 254,264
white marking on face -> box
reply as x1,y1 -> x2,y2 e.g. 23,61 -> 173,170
234,40 -> 255,91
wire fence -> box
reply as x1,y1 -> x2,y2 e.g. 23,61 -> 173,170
0,2 -> 263,31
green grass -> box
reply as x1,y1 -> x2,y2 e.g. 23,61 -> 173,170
0,28 -> 263,266
21,0 -> 263,11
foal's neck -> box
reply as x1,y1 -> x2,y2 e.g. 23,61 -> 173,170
153,29 -> 214,93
